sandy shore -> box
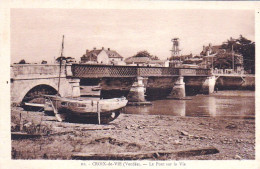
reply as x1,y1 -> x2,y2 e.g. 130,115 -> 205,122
11,107 -> 255,160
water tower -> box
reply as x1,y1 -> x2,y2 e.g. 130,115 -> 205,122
170,38 -> 181,58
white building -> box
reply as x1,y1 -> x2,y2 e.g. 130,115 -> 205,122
80,47 -> 125,65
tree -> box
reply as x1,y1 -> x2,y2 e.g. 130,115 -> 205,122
237,35 -> 255,73
18,59 -> 26,64
55,56 -> 66,63
41,60 -> 47,64
221,35 -> 255,73
134,50 -> 151,57
133,50 -> 159,60
55,56 -> 76,64
214,55 -> 232,69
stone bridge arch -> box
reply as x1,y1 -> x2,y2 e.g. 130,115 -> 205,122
22,84 -> 58,103
11,79 -> 59,104
11,77 -> 80,105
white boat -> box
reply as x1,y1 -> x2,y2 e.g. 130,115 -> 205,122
44,95 -> 128,124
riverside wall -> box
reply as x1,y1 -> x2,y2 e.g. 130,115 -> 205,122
215,76 -> 255,90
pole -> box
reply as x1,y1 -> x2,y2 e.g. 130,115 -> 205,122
212,56 -> 213,70
97,101 -> 101,125
55,35 -> 64,119
232,44 -> 234,72
19,113 -> 23,131
57,35 -> 64,95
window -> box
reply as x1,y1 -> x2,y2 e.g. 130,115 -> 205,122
61,102 -> 67,106
68,102 -> 77,107
78,104 -> 86,107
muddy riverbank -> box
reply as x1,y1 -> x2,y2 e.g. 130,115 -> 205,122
11,107 -> 255,160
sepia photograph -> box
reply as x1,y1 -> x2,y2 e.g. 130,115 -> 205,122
3,1 -> 258,168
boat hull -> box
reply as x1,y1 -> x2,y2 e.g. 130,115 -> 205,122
59,108 -> 122,124
44,96 -> 128,124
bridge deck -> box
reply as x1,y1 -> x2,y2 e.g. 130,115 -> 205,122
72,64 -> 212,78
11,64 -> 254,79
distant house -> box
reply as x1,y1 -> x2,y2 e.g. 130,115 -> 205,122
149,59 -> 170,67
199,43 -> 244,72
124,56 -> 169,67
169,60 -> 182,68
169,53 -> 197,68
200,43 -> 223,56
124,57 -> 150,66
169,53 -> 193,61
80,47 -> 125,65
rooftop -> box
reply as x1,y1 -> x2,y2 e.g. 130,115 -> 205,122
82,47 -> 123,58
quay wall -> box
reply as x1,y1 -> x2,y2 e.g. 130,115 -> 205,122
215,76 -> 255,90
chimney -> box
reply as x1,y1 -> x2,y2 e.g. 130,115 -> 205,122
86,49 -> 89,54
203,45 -> 205,52
102,47 -> 104,50
108,48 -> 110,51
209,43 -> 212,54
93,47 -> 96,50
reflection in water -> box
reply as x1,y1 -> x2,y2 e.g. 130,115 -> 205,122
124,91 -> 255,119
176,100 -> 186,117
137,105 -> 150,115
208,97 -> 217,117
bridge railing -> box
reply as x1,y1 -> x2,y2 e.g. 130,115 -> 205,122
72,64 -> 212,78
213,69 -> 244,75
11,64 -> 69,79
211,69 -> 256,77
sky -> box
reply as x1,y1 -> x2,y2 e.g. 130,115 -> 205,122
11,9 -> 255,63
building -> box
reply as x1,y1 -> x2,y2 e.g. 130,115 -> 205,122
200,43 -> 223,56
80,47 -> 125,65
124,57 -> 150,66
200,43 -> 244,72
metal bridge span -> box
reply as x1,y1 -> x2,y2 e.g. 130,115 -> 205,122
71,64 -> 211,78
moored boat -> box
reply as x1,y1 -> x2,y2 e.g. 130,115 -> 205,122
44,95 -> 128,124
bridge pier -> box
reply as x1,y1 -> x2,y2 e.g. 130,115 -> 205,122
67,78 -> 81,97
127,76 -> 146,102
200,75 -> 216,94
168,76 -> 186,99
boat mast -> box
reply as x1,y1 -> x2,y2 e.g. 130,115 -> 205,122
57,35 -> 64,95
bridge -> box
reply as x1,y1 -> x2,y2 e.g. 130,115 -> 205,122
10,64 -> 255,105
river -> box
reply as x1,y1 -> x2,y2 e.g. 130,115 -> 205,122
124,90 -> 255,119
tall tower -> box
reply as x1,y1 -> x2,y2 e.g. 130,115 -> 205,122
170,38 -> 181,58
